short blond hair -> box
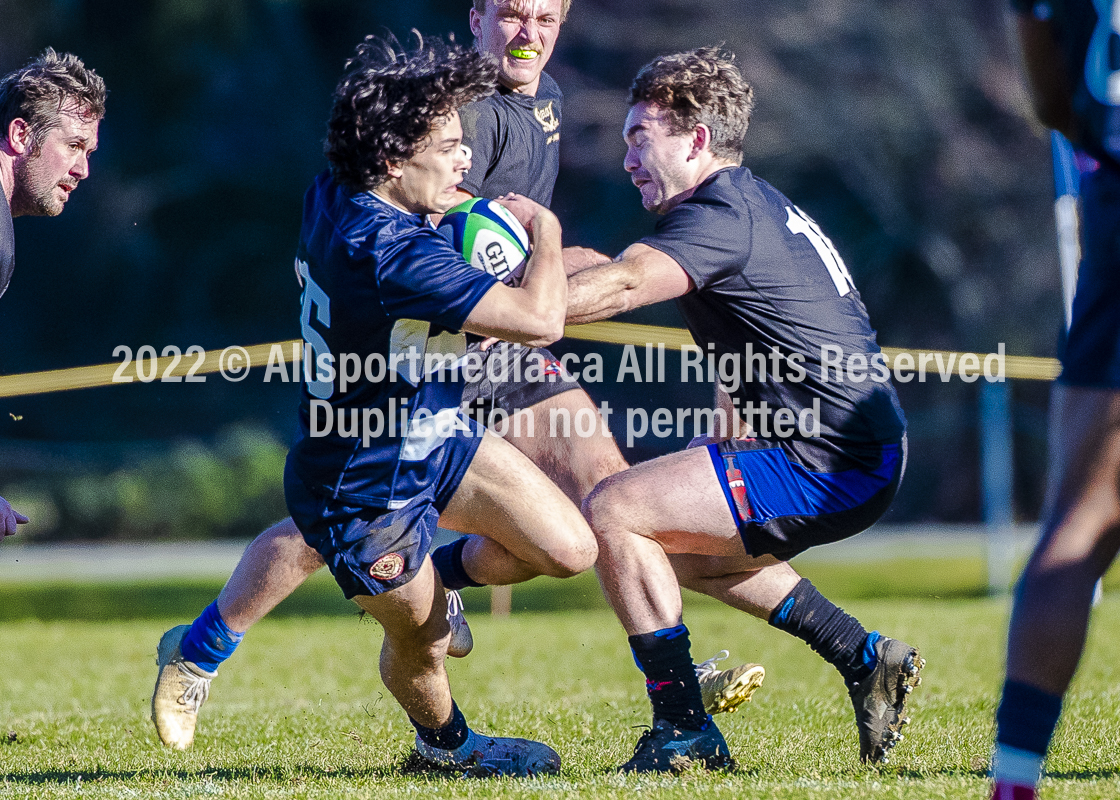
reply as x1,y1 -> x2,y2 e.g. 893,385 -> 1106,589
472,0 -> 570,22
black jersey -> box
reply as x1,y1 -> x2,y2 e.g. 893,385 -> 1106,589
458,72 -> 561,207
0,192 -> 13,300
1012,0 -> 1120,166
642,167 -> 906,455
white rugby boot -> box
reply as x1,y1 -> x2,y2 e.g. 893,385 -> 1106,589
446,590 -> 474,658
151,625 -> 215,749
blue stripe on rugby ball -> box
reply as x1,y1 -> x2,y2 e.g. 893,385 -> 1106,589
437,198 -> 529,285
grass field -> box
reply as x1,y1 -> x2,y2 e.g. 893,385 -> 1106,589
3,566 -> 1120,798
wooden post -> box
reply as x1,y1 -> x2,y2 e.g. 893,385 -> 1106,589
491,584 -> 511,617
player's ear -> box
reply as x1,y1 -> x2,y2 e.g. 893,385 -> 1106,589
6,118 -> 32,156
689,124 -> 711,160
469,7 -> 483,38
384,161 -> 404,179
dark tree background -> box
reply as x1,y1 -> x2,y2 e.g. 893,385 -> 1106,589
0,0 -> 1062,539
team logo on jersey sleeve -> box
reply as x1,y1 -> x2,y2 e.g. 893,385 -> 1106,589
369,552 -> 406,580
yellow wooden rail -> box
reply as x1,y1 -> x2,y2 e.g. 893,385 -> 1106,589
0,322 -> 1060,399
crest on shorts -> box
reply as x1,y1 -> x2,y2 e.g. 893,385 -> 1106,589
369,552 -> 405,580
724,464 -> 752,521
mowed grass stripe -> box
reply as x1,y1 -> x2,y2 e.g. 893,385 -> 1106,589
2,600 -> 1120,797
8,554 -> 1110,622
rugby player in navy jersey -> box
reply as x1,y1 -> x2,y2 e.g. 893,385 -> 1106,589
151,0 -> 761,752
563,48 -> 922,771
991,3 -> 1120,797
166,34 -> 594,775
0,49 -> 104,539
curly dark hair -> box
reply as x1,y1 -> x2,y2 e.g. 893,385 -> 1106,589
0,48 -> 106,156
326,33 -> 498,193
629,46 -> 754,162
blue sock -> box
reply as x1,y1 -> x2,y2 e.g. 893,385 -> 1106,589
431,536 -> 485,590
995,679 -> 1063,756
180,602 -> 244,673
862,630 -> 882,671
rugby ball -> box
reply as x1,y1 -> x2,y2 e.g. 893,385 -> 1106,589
437,198 -> 530,285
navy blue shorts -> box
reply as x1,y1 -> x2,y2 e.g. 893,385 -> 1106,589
284,416 -> 482,600
707,437 -> 905,561
1062,161 -> 1120,387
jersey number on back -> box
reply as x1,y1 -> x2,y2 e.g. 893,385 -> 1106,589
1087,0 -> 1120,105
297,258 -> 333,400
784,205 -> 854,296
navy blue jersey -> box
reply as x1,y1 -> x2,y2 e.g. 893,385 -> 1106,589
0,192 -> 13,300
458,72 -> 561,206
1012,0 -> 1120,166
288,171 -> 499,507
641,167 -> 906,457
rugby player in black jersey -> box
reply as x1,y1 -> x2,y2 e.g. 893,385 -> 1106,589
0,49 -> 105,539
564,47 -> 922,772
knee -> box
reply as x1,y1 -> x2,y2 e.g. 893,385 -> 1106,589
542,519 -> 598,578
581,475 -> 632,541
1026,520 -> 1120,583
259,518 -> 324,574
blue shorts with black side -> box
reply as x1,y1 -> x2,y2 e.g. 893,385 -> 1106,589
708,436 -> 905,561
284,390 -> 484,600
1061,160 -> 1120,387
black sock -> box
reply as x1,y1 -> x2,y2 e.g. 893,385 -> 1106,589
410,700 -> 469,750
995,679 -> 1062,755
430,536 -> 485,590
769,578 -> 874,685
628,624 -> 710,731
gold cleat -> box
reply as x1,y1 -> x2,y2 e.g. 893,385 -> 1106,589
696,650 -> 766,714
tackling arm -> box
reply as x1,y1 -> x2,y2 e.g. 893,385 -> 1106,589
563,246 -> 613,276
566,242 -> 694,325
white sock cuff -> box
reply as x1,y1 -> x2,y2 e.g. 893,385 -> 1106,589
991,743 -> 1043,786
